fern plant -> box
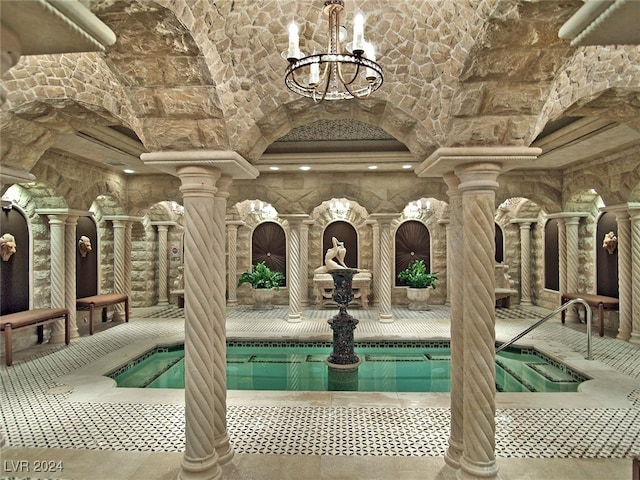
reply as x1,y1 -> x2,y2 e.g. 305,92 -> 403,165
397,259 -> 438,289
237,261 -> 285,290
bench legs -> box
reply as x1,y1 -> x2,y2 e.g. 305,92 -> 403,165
3,313 -> 70,366
4,324 -> 13,366
88,301 -> 129,336
561,297 -> 605,337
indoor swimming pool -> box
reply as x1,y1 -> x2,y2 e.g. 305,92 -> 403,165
108,341 -> 588,393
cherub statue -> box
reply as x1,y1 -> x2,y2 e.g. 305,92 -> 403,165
602,231 -> 617,255
78,235 -> 92,257
0,233 -> 17,261
315,237 -> 348,273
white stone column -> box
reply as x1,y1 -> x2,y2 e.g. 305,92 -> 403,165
607,205 -> 632,340
366,219 -> 381,306
282,215 -> 308,323
177,165 -> 222,480
213,175 -> 233,464
443,173 -> 464,468
140,149 -> 260,480
511,218 -> 537,306
65,214 -> 80,339
557,217 -> 567,300
439,216 -> 451,306
630,207 -> 640,345
370,214 -> 399,323
42,213 -> 67,344
124,221 -> 133,317
565,216 -> 581,322
151,222 -> 175,306
456,162 -> 501,480
226,221 -> 244,307
300,220 -> 314,307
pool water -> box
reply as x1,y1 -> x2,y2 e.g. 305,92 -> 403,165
110,342 -> 586,393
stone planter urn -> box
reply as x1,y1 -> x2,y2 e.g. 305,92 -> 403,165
406,287 -> 432,311
252,288 -> 276,310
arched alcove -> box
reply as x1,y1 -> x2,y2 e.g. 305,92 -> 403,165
596,212 -> 618,297
322,221 -> 358,268
76,216 -> 98,298
544,218 -> 560,291
1,206 -> 29,314
252,221 -> 287,281
395,220 -> 430,287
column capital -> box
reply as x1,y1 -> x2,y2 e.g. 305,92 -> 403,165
151,221 -> 177,227
36,208 -> 93,219
547,212 -> 589,225
416,146 -> 541,177
103,215 -> 144,225
215,175 -> 233,198
141,150 -> 259,180
455,162 -> 502,192
368,213 -> 401,225
510,218 -> 538,226
225,220 -> 245,229
280,214 -> 310,225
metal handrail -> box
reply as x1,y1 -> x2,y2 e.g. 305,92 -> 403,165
495,298 -> 593,360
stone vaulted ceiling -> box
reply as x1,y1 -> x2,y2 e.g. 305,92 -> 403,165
1,0 -> 640,176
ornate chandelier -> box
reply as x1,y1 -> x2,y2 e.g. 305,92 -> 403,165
284,0 -> 383,102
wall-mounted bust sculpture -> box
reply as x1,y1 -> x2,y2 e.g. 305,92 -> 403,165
78,235 -> 92,257
0,233 -> 17,261
602,231 -> 617,255
315,236 -> 348,273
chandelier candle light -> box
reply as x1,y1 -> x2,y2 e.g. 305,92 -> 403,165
284,0 -> 383,102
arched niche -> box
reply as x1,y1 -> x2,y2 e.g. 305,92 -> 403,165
252,221 -> 287,281
544,218 -> 560,291
395,220 -> 431,287
76,216 -> 98,298
1,205 -> 29,314
322,221 -> 358,269
495,222 -> 504,263
596,212 -> 618,297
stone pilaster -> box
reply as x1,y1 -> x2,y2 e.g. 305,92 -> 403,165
105,218 -> 135,320
213,175 -> 233,464
369,214 -> 399,323
64,214 -> 80,339
511,218 -> 537,306
443,173 -> 463,469
226,221 -> 244,307
42,213 -> 67,344
456,162 -> 501,480
300,220 -> 314,307
548,213 -> 588,321
630,207 -> 640,345
151,222 -> 176,306
366,219 -> 380,306
281,215 -> 309,322
605,205 -> 633,340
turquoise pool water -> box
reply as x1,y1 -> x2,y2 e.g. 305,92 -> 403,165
109,341 -> 586,393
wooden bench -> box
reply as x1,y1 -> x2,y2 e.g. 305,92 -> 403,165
0,308 -> 70,366
76,294 -> 129,335
561,292 -> 619,337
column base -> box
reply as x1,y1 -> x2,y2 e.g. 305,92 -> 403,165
378,313 -> 394,323
616,329 -> 631,341
520,300 -> 532,306
226,300 -> 238,307
215,433 -> 234,465
457,455 -> 498,480
178,453 -> 221,480
629,333 -> 640,345
157,300 -> 169,307
444,436 -> 464,469
287,313 -> 302,323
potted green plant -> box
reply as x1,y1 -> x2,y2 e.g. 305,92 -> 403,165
397,259 -> 438,310
237,261 -> 285,309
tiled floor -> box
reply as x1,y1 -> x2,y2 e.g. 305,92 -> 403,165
1,304 -> 639,479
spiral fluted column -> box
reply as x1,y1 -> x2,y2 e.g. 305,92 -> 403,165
213,175 -> 233,464
564,216 -> 582,323
282,215 -> 307,322
456,163 -> 501,480
630,208 -> 640,345
45,214 -> 67,344
226,221 -> 243,306
611,208 -> 632,340
65,215 -> 80,339
111,220 -> 126,320
512,219 -> 536,306
366,219 -> 380,306
124,221 -> 133,317
152,223 -> 173,306
441,218 -> 452,306
371,214 -> 399,322
300,220 -> 314,307
443,173 -> 464,468
557,218 -> 567,301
